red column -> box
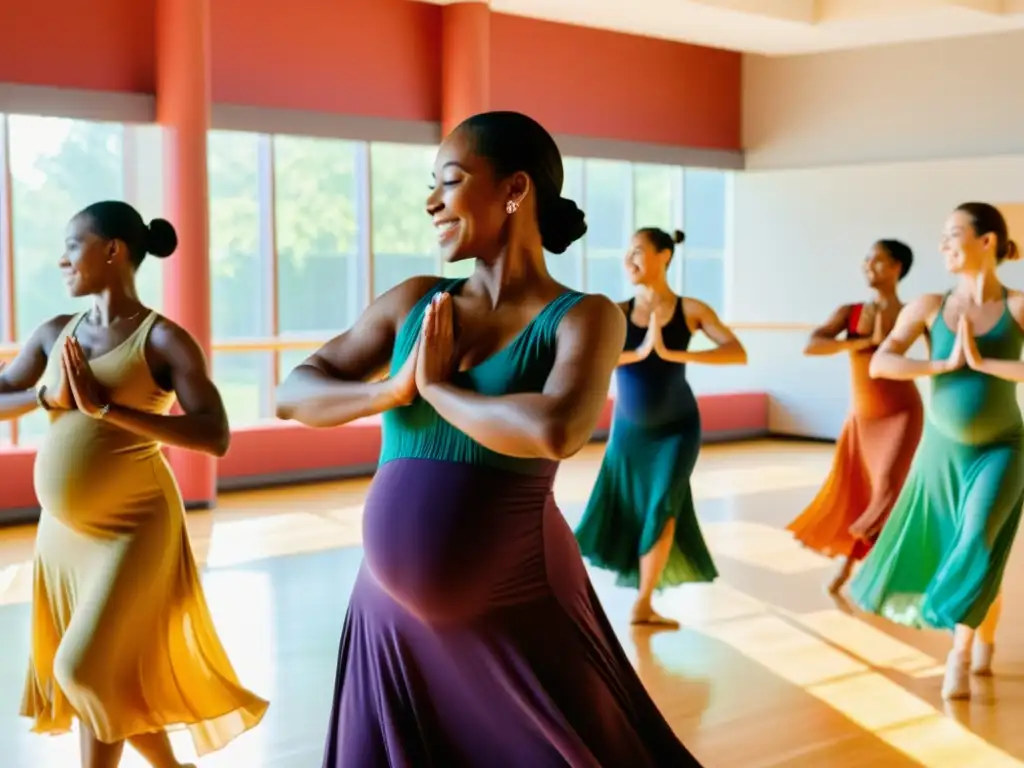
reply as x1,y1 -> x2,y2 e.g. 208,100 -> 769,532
441,1 -> 492,138
156,0 -> 216,507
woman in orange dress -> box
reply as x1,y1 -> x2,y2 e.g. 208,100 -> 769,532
787,240 -> 924,592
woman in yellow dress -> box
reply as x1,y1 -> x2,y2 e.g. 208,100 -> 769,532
0,201 -> 268,768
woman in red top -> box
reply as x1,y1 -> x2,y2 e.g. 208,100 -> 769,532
787,240 -> 924,592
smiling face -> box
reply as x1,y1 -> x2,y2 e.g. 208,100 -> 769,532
623,232 -> 670,286
940,209 -> 997,275
426,128 -> 515,263
862,242 -> 903,289
58,214 -> 117,297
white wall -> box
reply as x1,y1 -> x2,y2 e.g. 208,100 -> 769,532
728,156 -> 1024,437
730,30 -> 1024,438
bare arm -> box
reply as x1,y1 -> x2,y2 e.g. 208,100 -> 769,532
804,304 -> 873,356
96,320 -> 231,456
869,294 -> 949,380
420,295 -> 626,460
657,299 -> 747,365
0,316 -> 72,420
275,276 -> 440,428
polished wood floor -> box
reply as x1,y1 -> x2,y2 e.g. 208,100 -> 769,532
2,440 -> 1024,767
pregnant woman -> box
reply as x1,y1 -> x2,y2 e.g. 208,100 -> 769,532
0,201 -> 267,767
277,112 -> 699,766
850,202 -> 1024,701
788,240 -> 923,593
575,226 -> 747,628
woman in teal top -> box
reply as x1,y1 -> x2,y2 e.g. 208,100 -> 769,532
850,202 -> 1023,702
277,112 -> 699,766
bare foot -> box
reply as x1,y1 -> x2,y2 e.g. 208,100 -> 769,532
631,608 -> 680,629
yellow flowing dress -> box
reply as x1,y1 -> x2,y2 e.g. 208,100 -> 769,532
20,311 -> 269,756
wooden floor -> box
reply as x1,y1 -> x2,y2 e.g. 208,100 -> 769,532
2,439 -> 1024,767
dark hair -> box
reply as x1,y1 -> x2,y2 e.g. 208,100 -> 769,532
637,227 -> 685,257
456,111 -> 586,254
78,200 -> 178,268
877,239 -> 913,279
956,202 -> 1019,263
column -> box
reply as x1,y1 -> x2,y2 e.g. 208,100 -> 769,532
156,0 -> 216,507
441,1 -> 492,138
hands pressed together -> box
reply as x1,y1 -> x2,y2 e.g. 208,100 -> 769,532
633,315 -> 669,362
40,337 -> 110,417
389,292 -> 458,407
943,314 -> 983,373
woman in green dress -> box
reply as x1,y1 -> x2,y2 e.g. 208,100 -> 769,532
575,227 -> 747,628
849,202 -> 1022,700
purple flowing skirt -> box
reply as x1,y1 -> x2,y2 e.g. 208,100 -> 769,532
322,458 -> 699,767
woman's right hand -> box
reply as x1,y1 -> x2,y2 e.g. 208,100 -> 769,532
636,320 -> 660,360
943,317 -> 967,373
388,338 -> 420,407
43,358 -> 76,410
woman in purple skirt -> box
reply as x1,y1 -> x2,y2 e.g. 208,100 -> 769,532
276,111 -> 699,767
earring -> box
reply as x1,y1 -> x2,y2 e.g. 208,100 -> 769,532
506,200 -> 519,215
106,259 -> 113,265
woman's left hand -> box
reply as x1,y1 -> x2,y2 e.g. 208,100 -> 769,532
960,314 -> 983,370
62,337 -> 109,418
416,293 -> 457,389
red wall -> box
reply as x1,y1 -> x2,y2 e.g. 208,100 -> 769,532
0,0 -> 741,149
0,0 -> 749,515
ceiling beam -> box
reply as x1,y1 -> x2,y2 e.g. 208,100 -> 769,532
685,0 -> 817,25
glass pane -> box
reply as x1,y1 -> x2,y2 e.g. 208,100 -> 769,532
371,142 -> 437,297
583,159 -> 632,301
633,163 -> 683,292
128,124 -> 166,312
209,130 -> 264,339
276,135 -> 359,334
546,157 -> 584,290
682,169 -> 727,312
214,351 -> 273,428
9,116 -> 124,340
9,116 -> 125,446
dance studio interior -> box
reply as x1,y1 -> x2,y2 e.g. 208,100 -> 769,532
3,0 -> 1024,766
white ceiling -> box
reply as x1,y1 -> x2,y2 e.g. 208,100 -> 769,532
424,0 -> 1024,55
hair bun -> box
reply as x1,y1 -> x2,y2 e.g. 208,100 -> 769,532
539,196 -> 587,255
146,218 -> 178,259
672,229 -> 686,245
1003,239 -> 1019,264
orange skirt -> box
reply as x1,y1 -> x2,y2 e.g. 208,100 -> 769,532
788,402 -> 923,560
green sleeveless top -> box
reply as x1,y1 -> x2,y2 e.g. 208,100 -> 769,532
379,278 -> 586,475
929,290 -> 1024,445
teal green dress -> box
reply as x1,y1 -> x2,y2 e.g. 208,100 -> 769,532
322,279 -> 699,766
575,298 -> 717,590
849,291 -> 1024,630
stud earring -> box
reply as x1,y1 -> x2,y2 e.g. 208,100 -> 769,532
506,200 -> 519,215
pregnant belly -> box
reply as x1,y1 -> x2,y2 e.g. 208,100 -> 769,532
361,458 -> 555,623
34,413 -> 166,532
928,375 -> 1023,445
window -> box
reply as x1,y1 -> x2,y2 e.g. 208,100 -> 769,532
582,159 -> 632,302
633,164 -> 683,293
8,116 -> 126,445
545,157 -> 585,290
682,169 -> 727,312
208,130 -> 269,428
371,142 -> 437,295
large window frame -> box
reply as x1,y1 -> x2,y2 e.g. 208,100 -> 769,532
1,115 -> 732,441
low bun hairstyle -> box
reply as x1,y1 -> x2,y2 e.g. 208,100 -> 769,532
955,202 -> 1017,263
456,111 -> 587,255
78,200 -> 178,268
636,227 -> 686,258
